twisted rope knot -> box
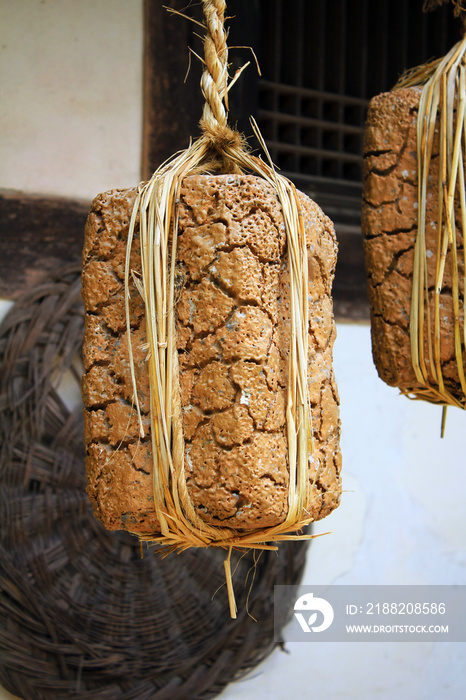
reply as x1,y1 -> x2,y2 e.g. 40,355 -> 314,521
200,0 -> 246,172
200,120 -> 246,173
200,120 -> 243,150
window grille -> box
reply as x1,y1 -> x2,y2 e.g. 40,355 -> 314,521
230,0 -> 460,234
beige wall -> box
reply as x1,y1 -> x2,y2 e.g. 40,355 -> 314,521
0,0 -> 143,200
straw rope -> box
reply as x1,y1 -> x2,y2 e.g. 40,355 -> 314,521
199,0 -> 244,173
393,37 -> 466,415
124,0 -> 326,616
200,0 -> 228,128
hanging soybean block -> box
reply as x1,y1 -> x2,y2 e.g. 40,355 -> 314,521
82,174 -> 341,537
362,37 -> 466,410
82,1 -> 341,576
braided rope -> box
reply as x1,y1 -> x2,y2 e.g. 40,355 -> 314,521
200,0 -> 229,129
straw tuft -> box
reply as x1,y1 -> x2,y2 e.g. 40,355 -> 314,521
200,120 -> 246,151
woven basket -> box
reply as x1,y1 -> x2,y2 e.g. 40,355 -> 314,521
0,263 -> 308,700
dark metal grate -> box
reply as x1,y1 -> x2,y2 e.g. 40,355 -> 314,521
258,80 -> 367,230
252,0 -> 460,231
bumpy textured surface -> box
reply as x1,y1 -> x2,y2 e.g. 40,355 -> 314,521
82,174 -> 341,534
362,87 -> 465,396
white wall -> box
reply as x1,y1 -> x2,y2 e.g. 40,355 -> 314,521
1,2 -> 465,699
0,0 -> 143,200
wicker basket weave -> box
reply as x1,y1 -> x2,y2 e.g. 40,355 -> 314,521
0,263 -> 308,700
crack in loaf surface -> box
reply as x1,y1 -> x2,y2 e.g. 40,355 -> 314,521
82,174 -> 341,535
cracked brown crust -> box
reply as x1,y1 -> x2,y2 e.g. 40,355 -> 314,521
82,175 -> 341,534
362,88 -> 465,395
